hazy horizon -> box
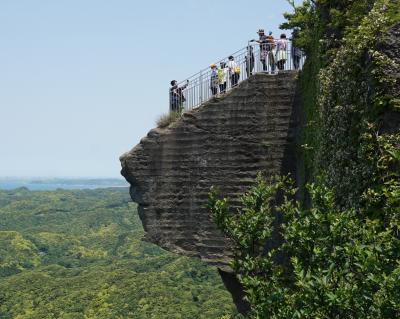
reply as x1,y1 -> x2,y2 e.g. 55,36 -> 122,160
0,176 -> 128,191
0,176 -> 126,179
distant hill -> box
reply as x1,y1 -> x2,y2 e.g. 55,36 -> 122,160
0,177 -> 128,191
0,188 -> 235,319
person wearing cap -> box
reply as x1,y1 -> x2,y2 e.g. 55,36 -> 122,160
170,79 -> 189,112
217,62 -> 229,93
255,29 -> 269,71
227,56 -> 240,87
210,64 -> 218,96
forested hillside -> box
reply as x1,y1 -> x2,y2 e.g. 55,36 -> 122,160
0,188 -> 235,319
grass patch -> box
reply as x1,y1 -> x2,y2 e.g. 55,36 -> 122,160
156,111 -> 181,128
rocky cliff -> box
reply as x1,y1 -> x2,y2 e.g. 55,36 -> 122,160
120,72 -> 301,272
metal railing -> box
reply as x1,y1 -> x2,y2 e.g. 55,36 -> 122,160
169,40 -> 305,112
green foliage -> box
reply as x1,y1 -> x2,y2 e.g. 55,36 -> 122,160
0,231 -> 40,276
208,176 -> 400,318
282,0 -> 383,58
315,0 -> 400,209
207,174 -> 293,266
209,1 -> 399,317
281,0 -> 400,207
281,1 -> 322,54
0,188 -> 235,318
210,1 -> 400,317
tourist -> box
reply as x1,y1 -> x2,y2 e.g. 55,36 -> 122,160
255,29 -> 269,71
291,30 -> 302,70
266,31 -> 276,74
217,62 -> 228,93
170,80 -> 189,112
292,44 -> 302,70
210,64 -> 218,96
276,33 -> 288,71
245,45 -> 255,76
227,56 -> 240,87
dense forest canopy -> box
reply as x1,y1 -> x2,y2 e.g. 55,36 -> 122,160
0,188 -> 236,318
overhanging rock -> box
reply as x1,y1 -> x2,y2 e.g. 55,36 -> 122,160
120,71 -> 301,271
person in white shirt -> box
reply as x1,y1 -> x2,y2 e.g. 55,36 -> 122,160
276,33 -> 288,71
227,56 -> 240,87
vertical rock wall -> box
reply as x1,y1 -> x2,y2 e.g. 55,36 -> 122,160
120,71 -> 301,270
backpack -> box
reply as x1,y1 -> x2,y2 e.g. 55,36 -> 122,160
217,68 -> 223,81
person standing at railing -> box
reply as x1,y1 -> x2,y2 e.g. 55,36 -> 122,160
170,80 -> 188,112
210,64 -> 218,96
227,56 -> 240,87
292,45 -> 302,70
291,30 -> 302,70
254,29 -> 269,72
276,34 -> 288,71
266,31 -> 276,74
245,45 -> 255,76
217,62 -> 228,93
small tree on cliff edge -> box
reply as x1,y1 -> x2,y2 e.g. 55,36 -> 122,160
207,174 -> 399,319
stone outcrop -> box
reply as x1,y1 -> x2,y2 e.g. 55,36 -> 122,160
120,71 -> 301,271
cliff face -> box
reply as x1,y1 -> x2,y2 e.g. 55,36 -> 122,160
120,71 -> 301,271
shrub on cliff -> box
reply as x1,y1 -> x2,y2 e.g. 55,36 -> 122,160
207,175 -> 399,318
156,111 -> 181,128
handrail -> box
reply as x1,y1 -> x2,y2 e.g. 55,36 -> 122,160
169,40 -> 305,112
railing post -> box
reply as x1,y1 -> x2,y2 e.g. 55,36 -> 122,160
169,87 -> 171,113
199,70 -> 203,104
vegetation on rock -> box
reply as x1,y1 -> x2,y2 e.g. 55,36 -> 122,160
283,0 -> 400,207
156,111 -> 181,128
208,0 -> 399,317
208,175 -> 399,318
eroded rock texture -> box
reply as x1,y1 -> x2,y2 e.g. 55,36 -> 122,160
120,71 -> 301,271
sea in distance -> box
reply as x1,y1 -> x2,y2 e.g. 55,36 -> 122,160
0,177 -> 128,191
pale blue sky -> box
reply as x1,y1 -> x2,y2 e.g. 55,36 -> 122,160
0,0 -> 298,178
